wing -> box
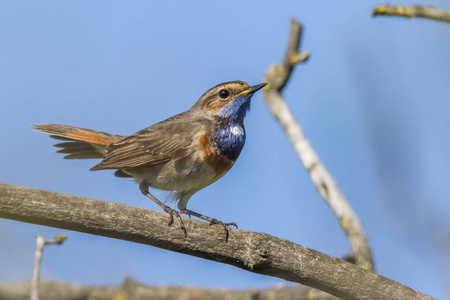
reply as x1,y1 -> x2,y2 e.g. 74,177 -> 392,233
90,112 -> 206,170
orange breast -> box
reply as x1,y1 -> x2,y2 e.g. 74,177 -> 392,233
198,132 -> 234,177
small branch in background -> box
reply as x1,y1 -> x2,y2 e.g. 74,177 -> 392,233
263,19 -> 374,273
0,277 -> 310,300
31,235 -> 67,300
373,4 -> 450,23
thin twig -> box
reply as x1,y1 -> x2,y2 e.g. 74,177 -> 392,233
0,183 -> 434,300
263,19 -> 374,272
373,4 -> 450,23
31,236 -> 45,300
30,234 -> 67,300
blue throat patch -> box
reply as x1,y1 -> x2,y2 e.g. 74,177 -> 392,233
219,94 -> 250,123
215,95 -> 250,161
216,124 -> 246,161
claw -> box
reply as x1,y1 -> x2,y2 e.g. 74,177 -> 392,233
163,206 -> 186,237
175,212 -> 187,238
180,209 -> 237,242
182,210 -> 192,219
227,222 -> 238,229
163,206 -> 175,226
209,219 -> 236,242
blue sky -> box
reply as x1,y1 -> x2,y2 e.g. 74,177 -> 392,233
1,1 -> 449,298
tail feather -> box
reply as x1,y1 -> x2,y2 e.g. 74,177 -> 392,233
33,123 -> 124,159
49,135 -> 74,141
55,142 -> 104,159
61,151 -> 105,159
54,141 -> 94,151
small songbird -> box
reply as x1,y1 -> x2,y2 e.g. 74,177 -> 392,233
33,81 -> 267,240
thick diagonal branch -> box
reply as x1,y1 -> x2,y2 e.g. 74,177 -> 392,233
373,4 -> 450,23
263,19 -> 374,271
0,183 -> 433,300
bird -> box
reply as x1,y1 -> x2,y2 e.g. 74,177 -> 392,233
33,80 -> 267,240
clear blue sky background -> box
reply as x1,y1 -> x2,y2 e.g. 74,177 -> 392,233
1,1 -> 449,299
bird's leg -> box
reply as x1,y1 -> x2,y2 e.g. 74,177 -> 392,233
180,209 -> 237,242
139,181 -> 187,237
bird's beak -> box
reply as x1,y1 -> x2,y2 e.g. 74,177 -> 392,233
238,82 -> 268,96
248,82 -> 268,94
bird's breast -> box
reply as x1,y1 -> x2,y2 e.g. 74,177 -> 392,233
198,131 -> 236,177
215,123 -> 246,161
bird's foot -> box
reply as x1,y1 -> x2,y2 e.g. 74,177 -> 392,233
139,182 -> 187,237
162,206 -> 187,237
181,209 -> 237,242
209,219 -> 238,242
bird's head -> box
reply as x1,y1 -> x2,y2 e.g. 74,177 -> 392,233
192,81 -> 267,124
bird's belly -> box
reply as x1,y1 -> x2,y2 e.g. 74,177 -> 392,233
123,151 -> 228,193
122,129 -> 236,194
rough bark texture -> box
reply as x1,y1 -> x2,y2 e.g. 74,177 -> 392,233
0,183 -> 434,300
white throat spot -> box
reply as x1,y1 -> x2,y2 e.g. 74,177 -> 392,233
230,125 -> 244,136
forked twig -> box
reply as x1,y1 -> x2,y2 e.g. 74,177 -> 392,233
31,235 -> 67,300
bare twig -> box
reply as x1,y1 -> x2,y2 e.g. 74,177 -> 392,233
373,4 -> 450,23
0,183 -> 434,300
263,19 -> 374,273
30,234 -> 67,300
31,237 -> 45,300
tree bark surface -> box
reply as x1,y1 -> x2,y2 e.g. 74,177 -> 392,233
0,183 -> 434,300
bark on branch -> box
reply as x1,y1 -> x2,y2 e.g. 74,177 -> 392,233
263,19 -> 374,273
0,183 -> 434,300
373,4 -> 450,23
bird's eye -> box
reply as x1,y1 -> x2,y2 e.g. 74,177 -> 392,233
218,89 -> 230,99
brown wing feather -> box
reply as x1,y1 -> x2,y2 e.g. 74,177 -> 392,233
91,112 -> 206,170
